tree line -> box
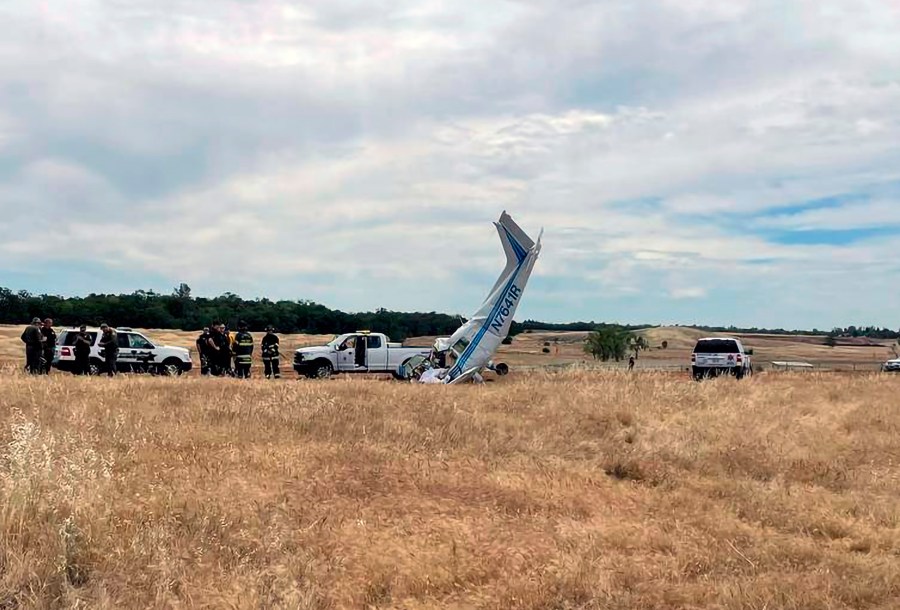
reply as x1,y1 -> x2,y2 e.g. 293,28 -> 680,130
0,285 -> 461,341
691,324 -> 900,340
2,285 -> 896,343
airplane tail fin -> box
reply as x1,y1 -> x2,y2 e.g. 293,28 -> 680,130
488,211 -> 540,296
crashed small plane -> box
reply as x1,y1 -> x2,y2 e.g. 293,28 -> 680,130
400,211 -> 542,384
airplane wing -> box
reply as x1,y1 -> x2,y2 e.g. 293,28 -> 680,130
439,211 -> 542,384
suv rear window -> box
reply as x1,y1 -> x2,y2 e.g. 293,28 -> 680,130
693,339 -> 740,354
60,331 -> 98,346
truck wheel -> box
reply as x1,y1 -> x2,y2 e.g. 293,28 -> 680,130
494,363 -> 510,376
735,367 -> 744,380
309,361 -> 333,379
692,367 -> 705,381
161,358 -> 185,376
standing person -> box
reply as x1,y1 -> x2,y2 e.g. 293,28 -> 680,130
73,325 -> 92,375
98,324 -> 119,377
207,322 -> 231,376
20,318 -> 44,375
196,327 -> 211,376
628,356 -> 635,371
261,326 -> 281,379
226,325 -> 236,373
40,318 -> 57,375
233,322 -> 254,379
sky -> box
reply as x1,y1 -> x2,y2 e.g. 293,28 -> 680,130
1,0 -> 899,329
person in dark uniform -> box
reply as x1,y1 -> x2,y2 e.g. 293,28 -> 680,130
21,318 -> 44,375
207,322 -> 231,376
73,325 -> 92,375
233,321 -> 254,379
98,323 -> 118,376
40,318 -> 57,375
196,327 -> 211,375
261,326 -> 281,379
628,356 -> 635,371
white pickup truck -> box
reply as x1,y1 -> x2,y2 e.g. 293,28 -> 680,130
691,337 -> 753,380
293,331 -> 432,379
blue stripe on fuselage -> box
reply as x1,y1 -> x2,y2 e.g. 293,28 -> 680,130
503,224 -> 529,263
447,256 -> 527,380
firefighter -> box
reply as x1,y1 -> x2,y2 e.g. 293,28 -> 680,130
73,325 -> 92,375
98,323 -> 118,376
196,327 -> 211,375
233,321 -> 254,379
261,326 -> 281,379
40,318 -> 57,375
20,317 -> 44,374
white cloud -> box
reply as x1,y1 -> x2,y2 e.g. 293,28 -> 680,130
0,0 -> 899,327
670,287 -> 707,300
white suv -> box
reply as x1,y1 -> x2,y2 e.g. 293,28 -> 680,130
883,358 -> 900,372
691,337 -> 752,380
53,327 -> 193,376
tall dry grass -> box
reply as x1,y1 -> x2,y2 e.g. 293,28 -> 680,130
1,370 -> 899,608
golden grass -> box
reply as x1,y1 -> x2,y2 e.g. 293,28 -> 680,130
2,370 -> 899,608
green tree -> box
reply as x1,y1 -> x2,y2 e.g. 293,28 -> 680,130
584,327 -> 629,362
628,334 -> 649,359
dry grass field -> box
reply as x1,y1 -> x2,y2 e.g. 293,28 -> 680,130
2,370 -> 900,608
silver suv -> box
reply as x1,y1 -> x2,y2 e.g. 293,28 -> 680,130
54,327 -> 193,376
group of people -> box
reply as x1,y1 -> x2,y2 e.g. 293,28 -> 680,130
67,323 -> 118,376
21,318 -> 281,379
20,319 -> 125,376
20,318 -> 57,375
196,322 -> 282,379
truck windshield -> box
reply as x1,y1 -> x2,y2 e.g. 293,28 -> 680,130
693,340 -> 740,353
326,335 -> 350,348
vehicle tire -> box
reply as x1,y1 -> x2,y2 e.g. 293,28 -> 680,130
734,367 -> 744,380
494,362 -> 510,376
160,358 -> 185,377
692,366 -> 704,381
309,360 -> 333,379
89,359 -> 103,376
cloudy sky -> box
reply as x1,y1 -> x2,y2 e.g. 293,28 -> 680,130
1,0 -> 899,329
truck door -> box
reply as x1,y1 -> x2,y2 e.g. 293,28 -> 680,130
365,334 -> 384,370
337,335 -> 359,371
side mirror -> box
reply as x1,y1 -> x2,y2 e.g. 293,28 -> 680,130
746,349 -> 754,356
